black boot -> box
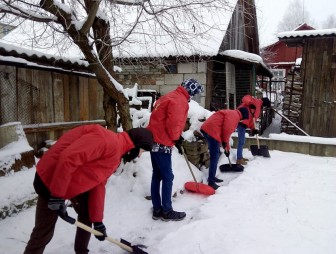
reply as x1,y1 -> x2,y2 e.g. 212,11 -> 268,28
208,182 -> 220,190
162,210 -> 186,221
214,177 -> 223,183
152,208 -> 163,220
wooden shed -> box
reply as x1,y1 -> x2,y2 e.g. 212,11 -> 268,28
278,28 -> 336,137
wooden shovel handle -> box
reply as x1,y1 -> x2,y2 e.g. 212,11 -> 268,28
74,221 -> 133,252
181,146 -> 198,183
252,118 -> 260,149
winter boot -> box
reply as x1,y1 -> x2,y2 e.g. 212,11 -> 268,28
208,182 -> 220,190
214,177 -> 223,183
152,208 -> 163,220
162,210 -> 186,221
242,158 -> 249,162
236,159 -> 247,165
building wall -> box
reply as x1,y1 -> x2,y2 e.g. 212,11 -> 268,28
263,41 -> 302,68
114,61 -> 208,107
300,37 -> 336,137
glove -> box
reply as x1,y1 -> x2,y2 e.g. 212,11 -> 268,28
222,142 -> 227,149
224,149 -> 230,158
93,222 -> 107,241
250,129 -> 259,136
48,196 -> 75,224
174,136 -> 184,155
123,147 -> 140,163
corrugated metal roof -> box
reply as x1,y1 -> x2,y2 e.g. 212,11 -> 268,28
278,28 -> 336,39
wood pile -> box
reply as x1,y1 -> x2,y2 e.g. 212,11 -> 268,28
182,139 -> 210,169
281,69 -> 303,134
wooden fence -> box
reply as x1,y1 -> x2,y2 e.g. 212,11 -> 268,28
0,64 -> 106,150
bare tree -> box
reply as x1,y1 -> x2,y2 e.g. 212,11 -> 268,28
276,0 -> 315,33
0,0 -> 236,131
322,14 -> 336,29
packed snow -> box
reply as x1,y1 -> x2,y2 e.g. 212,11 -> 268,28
0,101 -> 336,254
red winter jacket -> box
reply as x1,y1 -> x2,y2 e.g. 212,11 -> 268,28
238,95 -> 263,129
36,124 -> 134,222
201,109 -> 242,151
147,86 -> 189,146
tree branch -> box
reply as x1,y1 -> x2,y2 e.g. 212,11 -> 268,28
0,2 -> 57,23
80,0 -> 101,35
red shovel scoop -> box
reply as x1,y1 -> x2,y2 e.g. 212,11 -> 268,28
181,147 -> 215,195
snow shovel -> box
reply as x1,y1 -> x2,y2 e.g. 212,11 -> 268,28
219,156 -> 244,172
181,146 -> 215,195
250,118 -> 271,158
250,133 -> 270,157
74,220 -> 147,254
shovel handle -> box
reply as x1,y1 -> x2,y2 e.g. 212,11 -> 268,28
227,155 -> 232,167
272,108 -> 310,136
74,221 -> 133,252
252,118 -> 260,149
181,146 -> 198,183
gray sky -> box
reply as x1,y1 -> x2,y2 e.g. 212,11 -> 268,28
255,0 -> 336,46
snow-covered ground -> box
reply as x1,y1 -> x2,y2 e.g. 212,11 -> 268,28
0,145 -> 336,254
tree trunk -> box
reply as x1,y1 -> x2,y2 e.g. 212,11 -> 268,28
103,91 -> 118,131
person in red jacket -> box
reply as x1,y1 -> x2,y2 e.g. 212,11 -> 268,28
23,125 -> 153,254
236,95 -> 271,165
200,108 -> 249,190
147,79 -> 203,221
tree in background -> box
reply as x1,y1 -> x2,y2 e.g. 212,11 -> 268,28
322,14 -> 336,29
0,0 -> 236,131
276,0 -> 316,32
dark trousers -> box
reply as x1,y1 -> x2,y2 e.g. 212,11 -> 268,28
150,151 -> 174,213
236,123 -> 246,160
201,130 -> 220,184
24,193 -> 92,254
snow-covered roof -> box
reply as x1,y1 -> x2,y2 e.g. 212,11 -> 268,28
220,50 -> 263,63
0,41 -> 88,67
219,50 -> 273,77
0,0 -> 238,59
278,28 -> 336,39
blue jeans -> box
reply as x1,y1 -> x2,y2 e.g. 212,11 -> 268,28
237,124 -> 246,160
150,151 -> 174,213
201,130 -> 220,184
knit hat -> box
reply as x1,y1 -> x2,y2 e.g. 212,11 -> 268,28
262,97 -> 271,108
181,79 -> 204,97
127,128 -> 154,151
238,107 -> 249,120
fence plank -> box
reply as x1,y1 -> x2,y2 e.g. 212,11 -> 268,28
63,74 -> 70,122
69,75 -> 79,121
79,76 -> 89,120
32,69 -> 54,123
88,78 -> 98,120
52,73 -> 65,122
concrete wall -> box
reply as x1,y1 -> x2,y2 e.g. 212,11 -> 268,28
232,136 -> 336,157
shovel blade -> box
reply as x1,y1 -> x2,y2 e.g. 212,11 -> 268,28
250,145 -> 271,157
219,164 -> 244,172
185,182 -> 215,195
120,239 -> 148,254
